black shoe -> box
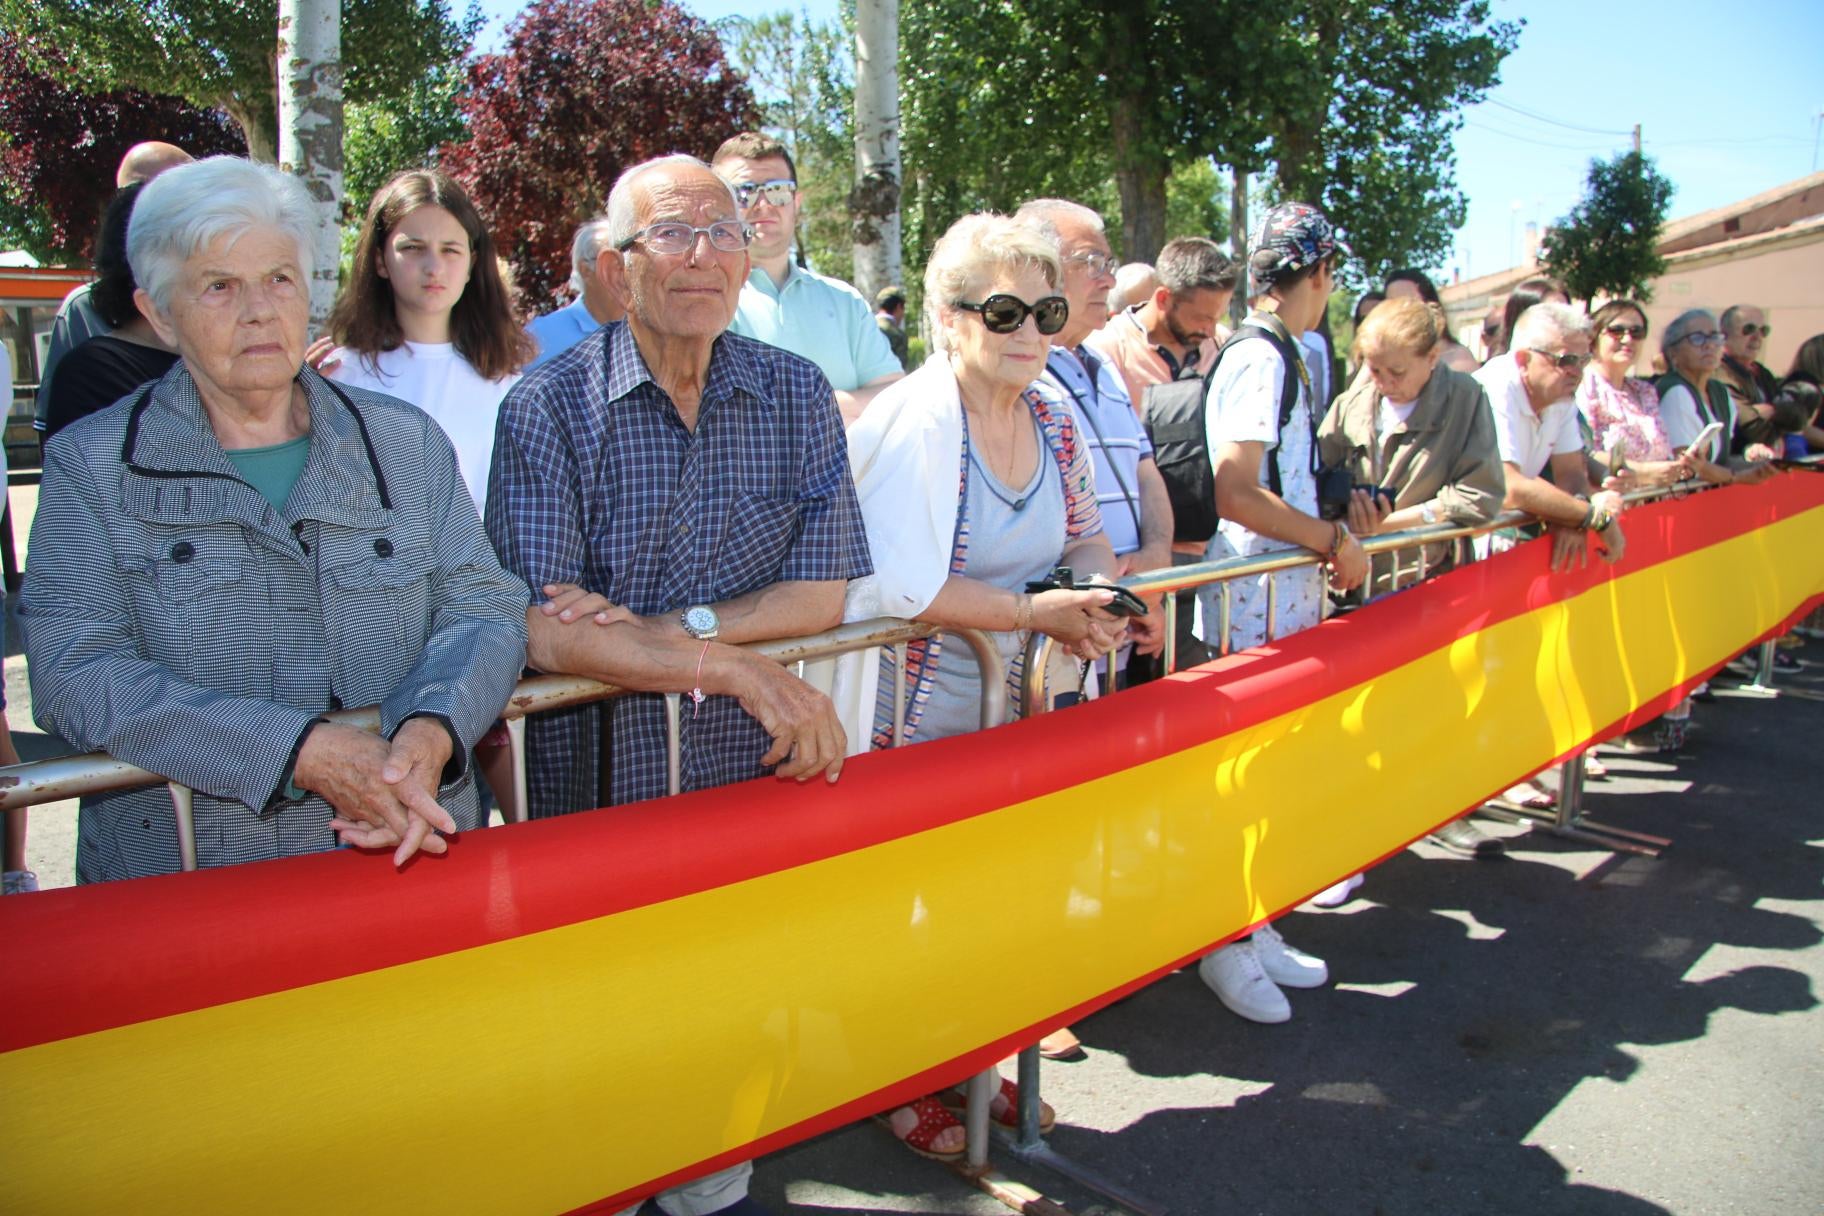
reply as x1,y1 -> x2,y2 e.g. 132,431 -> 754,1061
1428,818 -> 1505,859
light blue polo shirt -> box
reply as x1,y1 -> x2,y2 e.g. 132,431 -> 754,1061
524,298 -> 605,369
729,264 -> 904,392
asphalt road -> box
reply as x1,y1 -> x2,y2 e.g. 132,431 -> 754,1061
6,612 -> 1821,1216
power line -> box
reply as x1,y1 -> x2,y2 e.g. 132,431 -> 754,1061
1485,95 -> 1632,137
1463,119 -> 1618,153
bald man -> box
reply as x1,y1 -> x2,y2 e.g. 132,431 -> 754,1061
34,142 -> 195,434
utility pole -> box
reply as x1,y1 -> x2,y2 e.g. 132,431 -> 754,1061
1632,123 -> 1642,155
277,0 -> 344,337
851,0 -> 902,305
1229,170 -> 1249,326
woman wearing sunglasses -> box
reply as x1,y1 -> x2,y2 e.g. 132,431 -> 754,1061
1656,309 -> 1773,487
1576,300 -> 1694,488
841,213 -> 1125,1159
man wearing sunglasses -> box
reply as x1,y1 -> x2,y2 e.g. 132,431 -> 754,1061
1717,303 -> 1781,433
1472,302 -> 1626,572
711,133 -> 904,425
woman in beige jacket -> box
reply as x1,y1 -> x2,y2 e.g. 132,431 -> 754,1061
1318,297 -> 1506,591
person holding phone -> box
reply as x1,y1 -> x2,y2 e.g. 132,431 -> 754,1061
842,212 -> 1123,1157
1657,309 -> 1776,486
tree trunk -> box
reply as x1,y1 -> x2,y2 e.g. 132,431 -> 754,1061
1229,169 -> 1249,324
1110,94 -> 1165,263
850,0 -> 901,304
277,0 -> 344,337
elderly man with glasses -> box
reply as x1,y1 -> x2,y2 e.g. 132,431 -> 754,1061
710,132 -> 904,424
1473,302 -> 1627,571
485,153 -> 873,1215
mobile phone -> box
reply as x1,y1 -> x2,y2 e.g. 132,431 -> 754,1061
1689,421 -> 1726,461
1025,568 -> 1150,617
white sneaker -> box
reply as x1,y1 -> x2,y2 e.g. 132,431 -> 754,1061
1253,921 -> 1328,988
2,870 -> 38,895
1198,941 -> 1291,1024
1307,872 -> 1364,908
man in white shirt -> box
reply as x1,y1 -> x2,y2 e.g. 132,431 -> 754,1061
1473,302 -> 1626,570
524,218 -> 626,369
1197,202 -> 1370,1027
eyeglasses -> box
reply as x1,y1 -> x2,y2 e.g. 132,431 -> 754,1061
1737,323 -> 1771,338
955,293 -> 1070,335
731,179 -> 797,208
1527,347 -> 1592,373
1065,250 -> 1119,278
616,221 -> 752,255
1603,323 -> 1646,340
1673,331 -> 1725,350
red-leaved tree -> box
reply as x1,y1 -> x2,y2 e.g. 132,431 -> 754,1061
0,34 -> 246,265
441,0 -> 760,311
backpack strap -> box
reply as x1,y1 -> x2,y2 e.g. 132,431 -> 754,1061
1210,317 -> 1306,498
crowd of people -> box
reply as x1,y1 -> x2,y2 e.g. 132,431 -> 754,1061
5,135 -> 1822,1213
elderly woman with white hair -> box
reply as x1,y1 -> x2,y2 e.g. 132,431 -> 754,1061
841,212 -> 1126,1157
1656,308 -> 1777,487
19,156 -> 529,882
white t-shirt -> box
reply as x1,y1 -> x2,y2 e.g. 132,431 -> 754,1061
328,341 -> 518,515
1378,396 -> 1419,445
1199,331 -> 1326,648
1473,353 -> 1581,478
1659,382 -> 1732,461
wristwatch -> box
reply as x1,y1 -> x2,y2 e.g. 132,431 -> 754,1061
679,604 -> 720,640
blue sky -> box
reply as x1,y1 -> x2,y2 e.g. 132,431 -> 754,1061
473,0 -> 1824,282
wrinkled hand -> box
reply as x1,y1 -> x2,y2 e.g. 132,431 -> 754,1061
1326,531 -> 1369,591
539,582 -> 638,627
1600,468 -> 1637,494
1345,490 -> 1392,537
1031,586 -> 1120,648
297,719 -> 457,867
1590,489 -> 1625,519
1549,524 -> 1589,572
730,655 -> 847,783
1594,519 -> 1626,565
1744,443 -> 1779,465
304,336 -> 341,375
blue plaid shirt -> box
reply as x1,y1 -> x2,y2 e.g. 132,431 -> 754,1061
486,321 -> 872,813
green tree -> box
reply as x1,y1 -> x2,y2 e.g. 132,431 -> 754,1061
0,0 -> 471,162
1539,150 -> 1674,309
1262,0 -> 1519,289
1165,159 -> 1230,248
719,9 -> 857,282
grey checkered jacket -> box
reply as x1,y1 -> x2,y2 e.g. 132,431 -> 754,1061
19,363 -> 529,883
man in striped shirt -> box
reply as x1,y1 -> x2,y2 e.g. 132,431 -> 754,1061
1017,199 -> 1174,677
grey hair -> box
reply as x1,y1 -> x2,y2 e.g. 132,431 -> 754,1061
1155,237 -> 1239,296
1661,308 -> 1718,354
567,216 -> 614,294
1510,300 -> 1591,352
922,212 -> 1063,355
1717,303 -> 1759,334
127,156 -> 315,314
603,154 -> 739,249
1011,198 -> 1106,248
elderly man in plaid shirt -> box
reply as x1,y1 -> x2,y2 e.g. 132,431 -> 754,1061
486,153 -> 871,1216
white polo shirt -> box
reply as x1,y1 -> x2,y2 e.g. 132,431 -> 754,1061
1474,353 -> 1582,478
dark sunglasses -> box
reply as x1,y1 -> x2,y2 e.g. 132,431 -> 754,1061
1603,323 -> 1646,340
956,293 -> 1069,335
1526,347 -> 1592,373
1737,323 -> 1771,338
731,179 -> 796,208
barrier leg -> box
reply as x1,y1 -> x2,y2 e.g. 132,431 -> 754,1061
1163,592 -> 1178,676
506,717 -> 528,825
1742,638 -> 1780,698
1482,751 -> 1669,857
964,1067 -> 995,1170
664,693 -> 683,797
999,1043 -> 1171,1216
170,782 -> 197,872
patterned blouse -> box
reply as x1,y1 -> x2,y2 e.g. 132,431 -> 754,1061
1577,369 -> 1672,462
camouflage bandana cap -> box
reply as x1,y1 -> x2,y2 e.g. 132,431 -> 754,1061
1249,202 -> 1348,284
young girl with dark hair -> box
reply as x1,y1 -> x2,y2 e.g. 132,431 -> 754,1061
325,170 -> 533,514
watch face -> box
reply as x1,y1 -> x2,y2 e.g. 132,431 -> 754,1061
682,605 -> 719,638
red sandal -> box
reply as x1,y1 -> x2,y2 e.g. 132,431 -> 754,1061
879,1094 -> 965,1160
942,1076 -> 1056,1133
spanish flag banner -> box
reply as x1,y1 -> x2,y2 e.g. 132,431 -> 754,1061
3,475 -> 1821,1214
